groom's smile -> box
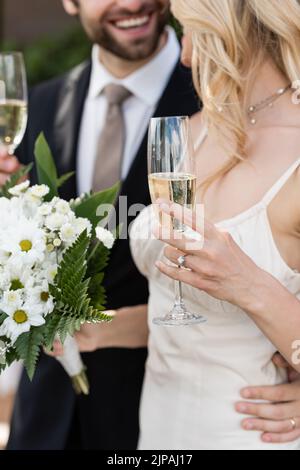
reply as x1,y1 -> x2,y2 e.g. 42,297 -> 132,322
73,0 -> 170,61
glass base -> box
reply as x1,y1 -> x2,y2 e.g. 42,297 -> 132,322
153,304 -> 207,326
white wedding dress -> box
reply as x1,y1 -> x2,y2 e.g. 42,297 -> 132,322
130,158 -> 300,450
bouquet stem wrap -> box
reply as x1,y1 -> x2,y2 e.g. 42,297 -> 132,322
56,335 -> 89,395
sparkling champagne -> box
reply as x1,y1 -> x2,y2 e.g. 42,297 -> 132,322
0,99 -> 27,153
148,172 -> 197,230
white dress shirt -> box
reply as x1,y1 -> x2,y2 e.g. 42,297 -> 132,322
77,27 -> 180,194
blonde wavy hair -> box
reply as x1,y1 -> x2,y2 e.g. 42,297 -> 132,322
171,0 -> 300,193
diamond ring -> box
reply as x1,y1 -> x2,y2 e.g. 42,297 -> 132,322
177,255 -> 187,268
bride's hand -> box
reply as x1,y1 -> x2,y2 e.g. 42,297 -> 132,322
155,201 -> 269,310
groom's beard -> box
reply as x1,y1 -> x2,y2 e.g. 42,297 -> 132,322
83,1 -> 170,62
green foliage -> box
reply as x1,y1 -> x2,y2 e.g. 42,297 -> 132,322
87,241 -> 110,278
0,311 -> 8,325
57,172 -> 75,188
34,132 -> 75,199
0,164 -> 33,198
14,326 -> 45,380
1,27 -> 91,86
75,182 -> 120,230
34,133 -> 58,200
45,230 -> 112,347
0,348 -> 19,374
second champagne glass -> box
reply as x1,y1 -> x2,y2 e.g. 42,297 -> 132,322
0,52 -> 28,155
148,116 -> 206,326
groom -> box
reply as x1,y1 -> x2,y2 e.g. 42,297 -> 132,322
2,0 -> 199,450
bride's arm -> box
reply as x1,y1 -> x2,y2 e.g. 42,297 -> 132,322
155,201 -> 300,372
242,271 -> 300,371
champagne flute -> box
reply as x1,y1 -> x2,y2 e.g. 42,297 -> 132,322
148,116 -> 206,326
0,52 -> 28,155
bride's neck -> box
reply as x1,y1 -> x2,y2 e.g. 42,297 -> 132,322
246,59 -> 290,109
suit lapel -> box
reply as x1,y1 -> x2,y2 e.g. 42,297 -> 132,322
53,61 -> 91,198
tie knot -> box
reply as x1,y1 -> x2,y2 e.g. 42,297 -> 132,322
104,84 -> 131,105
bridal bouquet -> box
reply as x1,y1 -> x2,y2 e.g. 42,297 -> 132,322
0,134 -> 119,394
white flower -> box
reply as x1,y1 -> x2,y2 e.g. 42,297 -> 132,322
74,217 -> 92,236
27,282 -> 54,316
0,264 -> 34,292
28,185 -> 49,199
44,264 -> 58,283
0,197 -> 10,207
95,227 -> 115,249
0,300 -> 45,344
0,249 -> 10,265
37,203 -> 52,216
1,219 -> 46,267
0,290 -> 23,310
59,223 -> 77,243
54,200 -> 71,215
8,180 -> 30,196
45,213 -> 66,231
0,267 -> 9,290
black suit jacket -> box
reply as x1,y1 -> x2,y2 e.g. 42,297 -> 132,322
7,60 -> 199,450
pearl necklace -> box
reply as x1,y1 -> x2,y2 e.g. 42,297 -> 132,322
247,84 -> 291,125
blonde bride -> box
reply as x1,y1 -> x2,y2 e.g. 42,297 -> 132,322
130,0 -> 300,450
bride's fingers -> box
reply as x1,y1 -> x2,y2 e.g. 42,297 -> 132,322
163,246 -> 211,276
242,417 -> 300,433
163,246 -> 190,265
154,225 -> 204,254
155,260 -> 215,291
157,199 -> 215,238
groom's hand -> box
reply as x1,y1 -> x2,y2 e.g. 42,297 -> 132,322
75,305 -> 149,351
235,353 -> 300,443
0,148 -> 21,186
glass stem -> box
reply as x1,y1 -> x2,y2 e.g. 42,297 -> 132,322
173,274 -> 186,316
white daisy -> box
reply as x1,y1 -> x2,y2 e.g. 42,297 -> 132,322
1,218 -> 46,267
60,223 -> 77,243
27,281 -> 54,316
0,301 -> 45,344
44,264 -> 58,283
0,264 -> 34,292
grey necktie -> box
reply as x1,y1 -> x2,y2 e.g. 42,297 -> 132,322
92,84 -> 131,191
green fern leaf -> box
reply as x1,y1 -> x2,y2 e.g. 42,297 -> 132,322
0,311 -> 8,325
14,326 -> 45,380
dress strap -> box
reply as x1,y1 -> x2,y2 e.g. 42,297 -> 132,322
262,157 -> 300,207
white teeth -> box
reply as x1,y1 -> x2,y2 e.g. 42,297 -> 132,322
115,15 -> 150,29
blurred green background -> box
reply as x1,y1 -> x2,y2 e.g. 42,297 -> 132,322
0,0 -> 181,86
2,26 -> 91,86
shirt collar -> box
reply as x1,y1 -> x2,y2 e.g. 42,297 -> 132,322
87,26 -> 180,106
